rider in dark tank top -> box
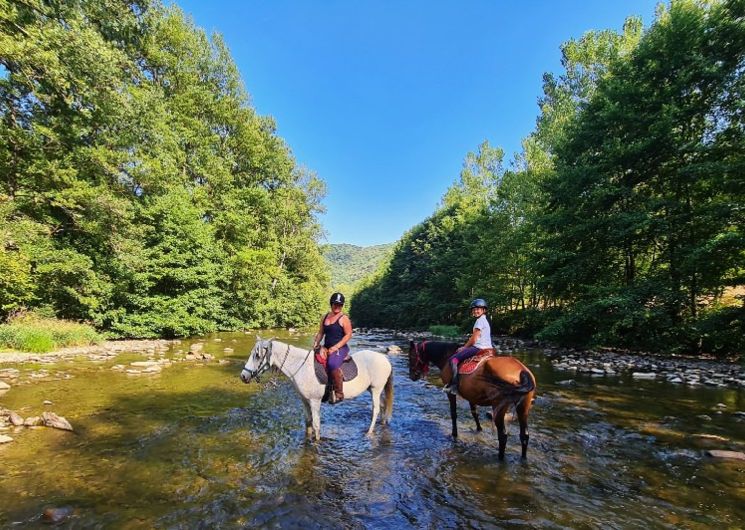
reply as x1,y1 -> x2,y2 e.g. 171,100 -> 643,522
312,292 -> 353,403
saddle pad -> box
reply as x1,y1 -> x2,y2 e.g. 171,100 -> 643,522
314,356 -> 359,385
459,350 -> 495,375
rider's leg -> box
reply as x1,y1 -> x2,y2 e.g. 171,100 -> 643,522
326,346 -> 348,403
445,346 -> 480,394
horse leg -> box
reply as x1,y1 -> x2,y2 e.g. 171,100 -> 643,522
301,398 -> 313,439
448,393 -> 458,438
494,405 -> 508,460
517,393 -> 533,459
367,387 -> 381,436
470,402 -> 482,432
310,398 -> 322,441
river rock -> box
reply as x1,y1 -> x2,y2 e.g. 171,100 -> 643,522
632,372 -> 657,379
142,365 -> 162,373
387,345 -> 402,354
223,348 -> 234,353
41,507 -> 74,524
43,400 -> 53,405
706,450 -> 745,460
557,379 -> 576,386
0,434 -> 13,444
42,412 -> 73,431
24,416 -> 43,426
0,381 -> 10,390
130,361 -> 159,368
189,343 -> 204,354
214,338 -> 222,343
9,411 -> 24,426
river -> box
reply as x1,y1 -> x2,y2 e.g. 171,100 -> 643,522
1,330 -> 744,528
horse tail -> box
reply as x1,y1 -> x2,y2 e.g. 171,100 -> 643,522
484,369 -> 535,404
382,370 -> 394,423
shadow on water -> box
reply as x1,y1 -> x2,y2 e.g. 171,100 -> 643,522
1,332 -> 744,528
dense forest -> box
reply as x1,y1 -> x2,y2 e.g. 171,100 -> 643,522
0,0 -> 328,337
352,0 -> 745,355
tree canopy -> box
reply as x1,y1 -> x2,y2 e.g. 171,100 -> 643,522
0,0 -> 328,336
352,0 -> 745,355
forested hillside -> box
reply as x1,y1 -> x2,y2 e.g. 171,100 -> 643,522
323,243 -> 393,287
0,0 -> 328,337
352,0 -> 745,355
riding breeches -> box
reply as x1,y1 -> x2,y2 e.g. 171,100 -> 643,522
453,345 -> 480,363
326,345 -> 350,372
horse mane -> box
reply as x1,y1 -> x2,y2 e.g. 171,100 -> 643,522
418,341 -> 459,363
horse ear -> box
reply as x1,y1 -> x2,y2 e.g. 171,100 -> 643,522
255,334 -> 261,341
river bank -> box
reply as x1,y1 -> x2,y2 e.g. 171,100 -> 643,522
0,339 -> 175,364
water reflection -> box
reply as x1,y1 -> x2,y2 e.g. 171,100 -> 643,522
0,330 -> 743,528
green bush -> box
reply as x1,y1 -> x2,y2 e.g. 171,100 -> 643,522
429,325 -> 461,339
0,314 -> 103,353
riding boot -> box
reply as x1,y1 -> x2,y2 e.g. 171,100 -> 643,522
331,368 -> 344,404
444,358 -> 459,395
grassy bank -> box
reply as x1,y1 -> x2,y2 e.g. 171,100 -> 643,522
0,315 -> 103,353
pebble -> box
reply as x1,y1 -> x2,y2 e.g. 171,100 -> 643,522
0,434 -> 13,444
223,348 -> 234,353
632,372 -> 657,379
43,400 -> 53,405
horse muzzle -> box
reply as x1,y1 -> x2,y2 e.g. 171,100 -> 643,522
240,370 -> 254,383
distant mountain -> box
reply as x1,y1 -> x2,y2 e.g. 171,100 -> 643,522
322,243 -> 394,288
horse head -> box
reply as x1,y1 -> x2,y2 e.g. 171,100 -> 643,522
240,337 -> 274,383
408,340 -> 429,381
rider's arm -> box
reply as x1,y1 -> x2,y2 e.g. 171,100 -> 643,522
328,315 -> 353,353
459,328 -> 480,350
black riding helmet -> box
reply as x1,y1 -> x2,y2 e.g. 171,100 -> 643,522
469,298 -> 487,309
330,292 -> 345,306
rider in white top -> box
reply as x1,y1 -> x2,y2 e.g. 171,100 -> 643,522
444,298 -> 492,394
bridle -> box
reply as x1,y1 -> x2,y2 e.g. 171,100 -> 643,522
411,340 -> 430,377
248,339 -> 313,382
247,339 -> 275,380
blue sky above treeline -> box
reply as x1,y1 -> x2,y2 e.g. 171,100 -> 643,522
176,0 -> 660,246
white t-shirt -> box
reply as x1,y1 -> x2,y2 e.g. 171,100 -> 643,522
473,314 -> 492,349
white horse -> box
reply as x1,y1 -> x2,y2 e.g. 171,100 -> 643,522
240,338 -> 394,440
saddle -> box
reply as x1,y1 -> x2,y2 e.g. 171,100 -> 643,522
457,348 -> 495,376
313,353 -> 358,385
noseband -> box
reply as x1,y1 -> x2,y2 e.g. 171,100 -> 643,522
412,340 -> 430,376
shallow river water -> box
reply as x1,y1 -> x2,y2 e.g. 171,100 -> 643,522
1,330 -> 744,528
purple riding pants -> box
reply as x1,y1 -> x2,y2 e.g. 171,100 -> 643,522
453,345 -> 480,363
326,344 -> 350,372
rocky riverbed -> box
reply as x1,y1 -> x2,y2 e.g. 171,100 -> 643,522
543,346 -> 745,389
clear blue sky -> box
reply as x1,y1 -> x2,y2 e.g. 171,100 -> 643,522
175,0 -> 659,246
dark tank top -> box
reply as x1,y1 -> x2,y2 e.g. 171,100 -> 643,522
323,313 -> 346,348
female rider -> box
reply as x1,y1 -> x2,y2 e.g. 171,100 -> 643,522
444,298 -> 492,394
312,292 -> 353,403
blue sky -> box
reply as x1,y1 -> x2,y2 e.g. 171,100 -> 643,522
176,0 -> 660,246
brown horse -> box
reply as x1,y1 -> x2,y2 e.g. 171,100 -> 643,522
409,340 -> 536,460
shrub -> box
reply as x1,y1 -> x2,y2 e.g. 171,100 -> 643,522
429,324 -> 461,338
0,313 -> 102,353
